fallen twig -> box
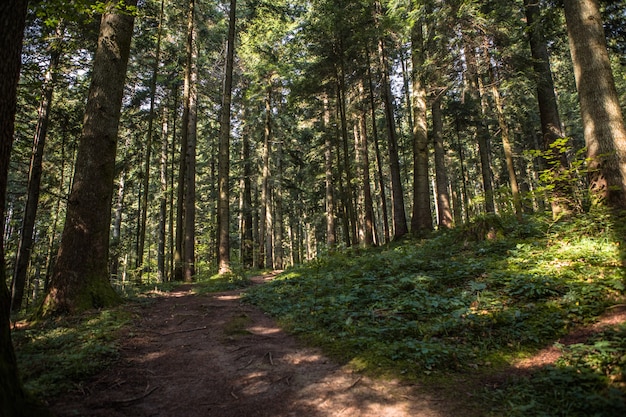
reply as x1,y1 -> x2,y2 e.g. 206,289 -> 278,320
160,326 -> 207,336
345,376 -> 362,391
111,385 -> 159,406
237,358 -> 254,370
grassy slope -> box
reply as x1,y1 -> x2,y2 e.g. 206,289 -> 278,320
244,213 -> 626,416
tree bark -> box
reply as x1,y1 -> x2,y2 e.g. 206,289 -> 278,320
11,23 -> 63,312
367,55 -> 390,244
410,21 -> 433,235
523,0 -> 574,217
490,62 -> 523,220
158,105 -> 168,282
274,135 -> 284,269
110,165 -> 127,281
217,0 -> 236,274
240,120 -> 254,268
137,0 -> 164,277
432,93 -> 454,229
564,0 -> 626,209
462,36 -> 495,214
41,1 -> 136,315
260,84 -> 273,269
323,94 -> 337,247
357,80 -> 375,246
379,37 -> 408,239
183,37 -> 198,282
174,0 -> 195,281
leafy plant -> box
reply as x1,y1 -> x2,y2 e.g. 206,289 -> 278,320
244,213 -> 626,411
13,309 -> 131,399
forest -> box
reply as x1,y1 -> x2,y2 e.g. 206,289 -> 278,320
1,0 -> 625,415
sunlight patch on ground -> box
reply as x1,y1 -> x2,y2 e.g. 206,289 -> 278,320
237,371 -> 271,396
293,370 -> 439,417
281,351 -> 326,365
246,325 -> 282,335
214,294 -> 242,301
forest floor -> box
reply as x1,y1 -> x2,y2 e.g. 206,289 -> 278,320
49,272 -> 480,417
48,271 -> 626,417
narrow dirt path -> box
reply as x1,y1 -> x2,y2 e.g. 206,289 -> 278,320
50,274 -> 473,417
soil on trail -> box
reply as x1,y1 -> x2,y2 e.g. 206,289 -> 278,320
50,274 -> 473,417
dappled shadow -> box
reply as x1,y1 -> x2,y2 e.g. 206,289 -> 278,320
49,283 -> 462,417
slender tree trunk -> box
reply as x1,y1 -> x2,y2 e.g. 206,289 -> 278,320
274,135 -> 284,269
335,120 -> 350,246
490,63 -> 523,220
183,37 -> 198,282
260,84 -> 273,269
432,93 -> 453,229
168,87 -> 178,281
137,0 -> 164,277
455,116 -> 471,224
174,0 -> 194,281
217,0 -> 236,274
41,1 -> 136,314
158,105 -> 168,282
564,0 -> 626,209
240,122 -> 253,268
337,60 -> 357,245
462,37 -> 495,214
110,166 -> 126,281
323,94 -> 336,247
523,0 -> 574,217
378,35 -> 408,239
367,55 -> 390,244
357,80 -> 375,246
410,21 -> 433,236
11,24 -> 63,312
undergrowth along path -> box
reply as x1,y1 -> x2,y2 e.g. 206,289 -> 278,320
51,273 -> 476,417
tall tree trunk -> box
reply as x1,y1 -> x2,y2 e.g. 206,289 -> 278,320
563,0 -> 626,209
357,80 -> 375,246
378,35 -> 408,239
174,0 -> 194,281
523,0 -> 574,217
323,94 -> 337,247
168,87 -> 178,280
217,0 -> 236,274
240,121 -> 253,268
158,105 -> 168,282
463,37 -> 495,214
432,93 -> 453,229
367,55 -> 390,244
41,1 -> 136,315
1,1 -> 52,414
410,21 -> 433,236
274,135 -> 284,269
183,37 -> 198,282
110,166 -> 126,281
490,62 -> 523,220
11,23 -> 63,312
337,59 -> 357,245
260,84 -> 273,269
455,116 -> 471,224
137,0 -> 164,277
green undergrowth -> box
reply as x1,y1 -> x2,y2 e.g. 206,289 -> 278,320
244,211 -> 626,414
11,268 -> 260,402
12,308 -> 131,400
